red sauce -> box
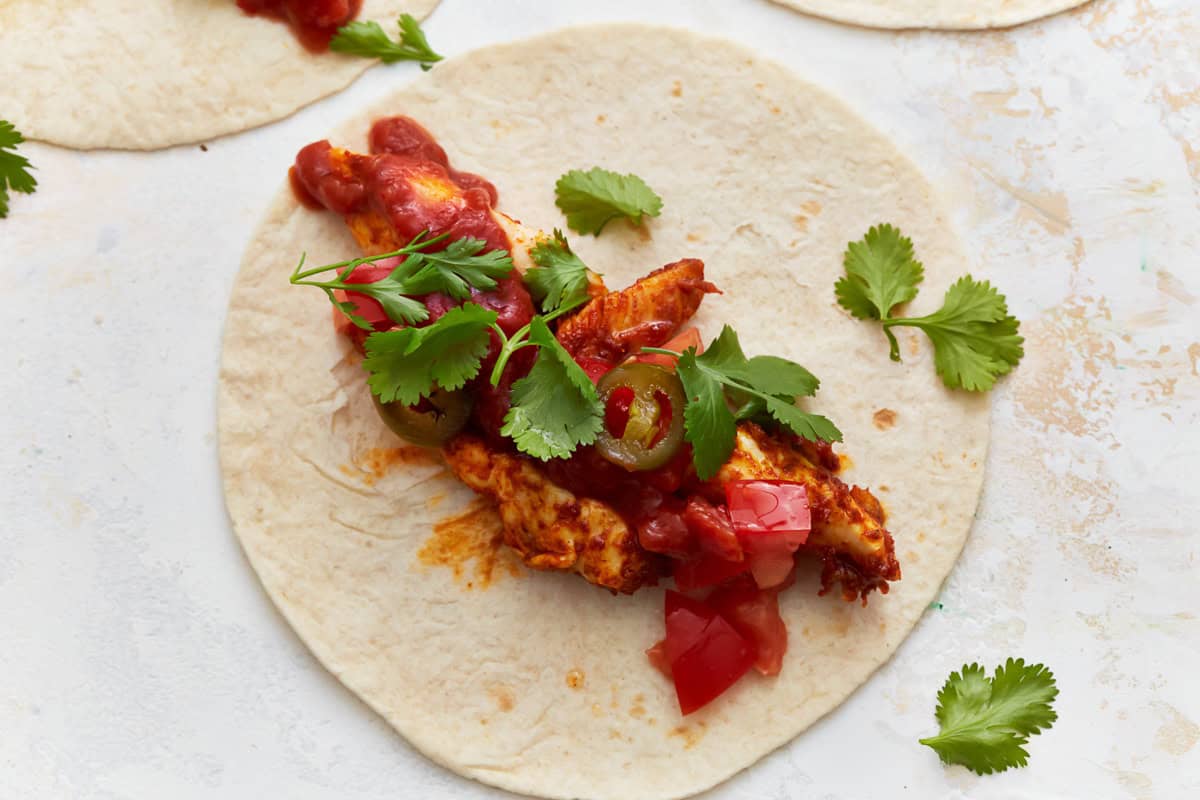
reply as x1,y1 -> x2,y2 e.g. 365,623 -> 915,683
237,0 -> 362,53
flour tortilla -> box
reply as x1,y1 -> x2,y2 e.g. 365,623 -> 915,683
0,0 -> 439,150
219,24 -> 989,800
771,0 -> 1092,29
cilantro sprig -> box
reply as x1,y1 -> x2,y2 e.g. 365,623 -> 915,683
289,231 -> 513,329
835,224 -> 1024,391
525,229 -> 595,313
330,13 -> 443,70
646,326 -> 841,480
920,659 -> 1059,775
0,120 -> 37,219
555,167 -> 663,236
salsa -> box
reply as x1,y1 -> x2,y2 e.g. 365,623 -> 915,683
237,0 -> 362,52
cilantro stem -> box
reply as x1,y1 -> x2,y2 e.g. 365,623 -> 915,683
640,346 -> 682,357
289,231 -> 449,283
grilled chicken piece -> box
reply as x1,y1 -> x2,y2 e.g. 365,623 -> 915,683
708,423 -> 900,602
443,434 -> 659,594
556,259 -> 718,362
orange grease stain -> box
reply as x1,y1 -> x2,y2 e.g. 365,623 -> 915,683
418,498 -> 521,589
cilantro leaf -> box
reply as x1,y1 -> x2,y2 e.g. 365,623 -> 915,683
502,317 -> 603,459
290,234 -> 513,330
887,277 -> 1024,391
920,659 -> 1059,775
329,13 -> 443,69
835,223 -> 924,320
526,229 -> 595,313
836,224 -> 1023,392
362,304 -> 496,406
555,167 -> 663,236
675,349 -> 738,480
671,326 -> 840,480
0,120 -> 37,219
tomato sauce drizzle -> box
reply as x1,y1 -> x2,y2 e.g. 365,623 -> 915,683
237,0 -> 363,53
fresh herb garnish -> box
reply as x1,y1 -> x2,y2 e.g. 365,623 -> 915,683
0,120 -> 37,219
329,13 -> 443,70
525,229 -> 595,313
920,659 -> 1059,775
835,224 -> 1024,391
289,232 -> 513,329
363,304 -> 497,406
646,326 -> 840,480
555,167 -> 663,236
501,317 -> 604,459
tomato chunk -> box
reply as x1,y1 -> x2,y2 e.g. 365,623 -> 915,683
725,481 -> 811,589
683,496 -> 742,562
633,327 -> 703,370
663,591 -> 754,715
708,577 -> 788,676
673,551 -> 748,592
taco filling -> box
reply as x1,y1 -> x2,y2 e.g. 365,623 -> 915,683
238,0 -> 362,51
288,115 -> 900,715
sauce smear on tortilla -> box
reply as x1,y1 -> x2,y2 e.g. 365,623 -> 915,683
237,0 -> 363,53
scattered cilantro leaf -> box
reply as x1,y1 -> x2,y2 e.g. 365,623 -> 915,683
920,659 -> 1059,775
0,120 -> 37,219
362,304 -> 496,406
835,223 -> 924,321
502,317 -> 603,459
667,326 -> 840,480
887,277 -> 1025,392
526,229 -> 595,313
290,233 -> 512,330
836,224 -> 1023,391
330,13 -> 443,69
555,167 -> 663,236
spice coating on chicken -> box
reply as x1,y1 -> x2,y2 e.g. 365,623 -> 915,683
706,423 -> 900,602
442,434 -> 659,594
555,259 -> 719,362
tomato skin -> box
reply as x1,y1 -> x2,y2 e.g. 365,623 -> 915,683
632,327 -> 704,370
707,577 -> 788,676
637,506 -> 693,558
672,551 -> 748,592
663,591 -> 755,715
577,356 -> 615,384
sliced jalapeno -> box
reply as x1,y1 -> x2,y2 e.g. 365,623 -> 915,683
373,385 -> 472,447
595,362 -> 685,471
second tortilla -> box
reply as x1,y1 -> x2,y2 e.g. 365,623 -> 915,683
770,0 -> 1092,29
220,23 -> 989,800
0,0 -> 439,150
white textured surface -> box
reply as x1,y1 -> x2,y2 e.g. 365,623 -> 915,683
2,0 -> 1197,798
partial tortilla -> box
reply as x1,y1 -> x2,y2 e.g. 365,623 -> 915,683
219,24 -> 990,800
770,0 -> 1092,29
0,0 -> 439,150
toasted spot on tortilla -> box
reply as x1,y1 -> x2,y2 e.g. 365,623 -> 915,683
671,80 -> 683,97
419,498 -> 521,588
873,408 -> 897,429
566,669 -> 586,689
669,722 -> 707,749
630,693 -> 647,718
489,684 -> 515,712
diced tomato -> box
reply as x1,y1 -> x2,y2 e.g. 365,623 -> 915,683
739,535 -> 800,589
663,591 -> 755,715
604,386 -> 636,439
645,640 -> 673,679
683,496 -> 742,562
673,551 -> 748,592
708,577 -> 788,676
633,327 -> 704,370
643,445 -> 693,494
725,481 -> 811,589
725,480 -> 812,536
331,260 -> 401,346
576,356 -> 614,384
637,507 -> 692,558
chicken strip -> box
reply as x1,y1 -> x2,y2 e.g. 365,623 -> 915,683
555,259 -> 718,362
443,434 -> 659,595
708,423 -> 900,602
